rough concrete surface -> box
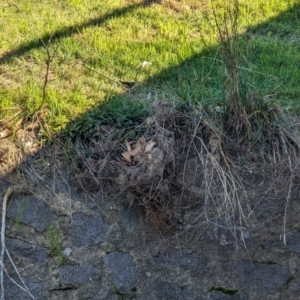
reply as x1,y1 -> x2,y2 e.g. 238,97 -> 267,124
1,172 -> 300,300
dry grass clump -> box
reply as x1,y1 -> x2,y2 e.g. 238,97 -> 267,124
71,100 -> 300,240
0,139 -> 24,177
72,102 -> 180,233
0,121 -> 42,178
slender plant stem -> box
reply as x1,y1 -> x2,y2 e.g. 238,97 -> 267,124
0,187 -> 13,300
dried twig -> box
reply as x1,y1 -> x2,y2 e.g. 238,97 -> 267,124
210,0 -> 240,107
38,33 -> 58,112
5,250 -> 37,300
0,187 -> 13,300
0,188 -> 37,300
79,62 -> 134,90
283,160 -> 299,246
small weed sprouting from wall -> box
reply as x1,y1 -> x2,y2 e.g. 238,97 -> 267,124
47,223 -> 64,266
13,200 -> 27,234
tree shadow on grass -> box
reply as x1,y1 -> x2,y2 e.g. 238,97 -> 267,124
62,2 -> 300,138
0,0 -> 158,64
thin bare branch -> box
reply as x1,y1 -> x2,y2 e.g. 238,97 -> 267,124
0,187 -> 13,300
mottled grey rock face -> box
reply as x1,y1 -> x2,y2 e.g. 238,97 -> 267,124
3,173 -> 300,300
150,248 -> 207,276
236,260 -> 291,296
7,194 -> 57,232
208,291 -> 242,300
90,289 -> 109,300
103,251 -> 137,292
277,232 -> 300,254
59,264 -> 101,287
204,219 -> 252,248
120,205 -> 141,232
144,282 -> 202,300
6,237 -> 47,263
153,282 -> 183,300
69,212 -> 111,248
4,275 -> 45,300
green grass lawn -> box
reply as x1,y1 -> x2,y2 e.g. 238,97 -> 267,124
0,0 -> 299,140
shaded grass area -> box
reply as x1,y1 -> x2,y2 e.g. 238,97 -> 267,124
0,0 -> 299,142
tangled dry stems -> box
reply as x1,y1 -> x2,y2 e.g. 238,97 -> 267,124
72,101 -> 300,242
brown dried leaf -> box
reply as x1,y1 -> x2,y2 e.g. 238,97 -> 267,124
137,137 -> 146,153
130,138 -> 144,156
125,139 -> 132,151
122,152 -> 132,165
145,140 -> 156,152
122,137 -> 155,165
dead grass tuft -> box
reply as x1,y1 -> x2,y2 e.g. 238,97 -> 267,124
0,120 -> 42,177
0,139 -> 24,177
161,0 -> 209,13
70,100 -> 300,242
